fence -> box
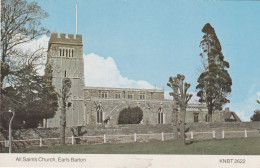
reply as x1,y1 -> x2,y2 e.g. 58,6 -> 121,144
0,129 -> 259,151
186,130 -> 260,140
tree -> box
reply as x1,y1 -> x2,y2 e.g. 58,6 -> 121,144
1,63 -> 58,129
118,107 -> 143,124
251,109 -> 260,121
1,0 -> 49,128
59,77 -> 72,145
251,113 -> 260,121
70,126 -> 88,144
40,64 -> 58,127
167,74 -> 192,146
2,65 -> 44,129
170,94 -> 178,140
196,23 -> 232,122
251,101 -> 260,121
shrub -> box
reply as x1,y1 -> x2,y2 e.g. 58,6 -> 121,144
118,106 -> 143,124
251,113 -> 260,121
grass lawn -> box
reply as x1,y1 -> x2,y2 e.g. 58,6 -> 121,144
13,137 -> 260,155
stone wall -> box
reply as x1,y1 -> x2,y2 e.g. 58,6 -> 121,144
84,87 -> 164,100
186,122 -> 260,140
187,121 -> 260,132
85,98 -> 213,127
0,122 -> 259,151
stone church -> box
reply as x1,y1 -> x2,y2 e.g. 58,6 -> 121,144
46,32 -> 227,128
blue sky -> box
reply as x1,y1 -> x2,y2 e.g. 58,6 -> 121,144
32,0 -> 260,121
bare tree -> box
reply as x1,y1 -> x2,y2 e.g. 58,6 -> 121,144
167,74 -> 192,146
1,0 -> 49,81
70,126 -> 88,144
59,78 -> 72,145
171,101 -> 178,140
1,0 -> 49,128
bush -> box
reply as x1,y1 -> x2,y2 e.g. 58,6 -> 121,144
251,113 -> 260,121
118,106 -> 143,124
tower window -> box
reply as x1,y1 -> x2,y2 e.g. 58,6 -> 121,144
64,70 -> 66,77
66,49 -> 68,57
69,49 -> 71,57
72,49 -> 74,57
60,49 -> 62,56
63,49 -> 65,56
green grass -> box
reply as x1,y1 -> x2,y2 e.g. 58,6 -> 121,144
13,138 -> 260,155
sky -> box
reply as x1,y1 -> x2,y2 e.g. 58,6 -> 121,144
26,0 -> 260,121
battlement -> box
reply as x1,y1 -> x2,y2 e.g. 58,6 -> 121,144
48,32 -> 83,49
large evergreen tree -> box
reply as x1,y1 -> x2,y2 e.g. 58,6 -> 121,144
1,64 -> 58,129
196,23 -> 232,122
40,64 -> 58,127
2,65 -> 44,128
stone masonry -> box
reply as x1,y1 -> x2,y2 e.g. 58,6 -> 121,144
47,33 -> 85,127
84,86 -> 225,127
46,33 -> 225,128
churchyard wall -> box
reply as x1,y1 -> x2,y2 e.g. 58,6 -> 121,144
0,122 -> 259,151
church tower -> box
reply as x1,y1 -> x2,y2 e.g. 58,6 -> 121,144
47,32 -> 85,127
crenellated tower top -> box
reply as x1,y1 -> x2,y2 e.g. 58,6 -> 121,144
48,32 -> 82,50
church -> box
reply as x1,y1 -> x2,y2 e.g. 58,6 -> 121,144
46,32 -> 227,128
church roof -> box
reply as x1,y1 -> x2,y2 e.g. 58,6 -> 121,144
224,111 -> 241,122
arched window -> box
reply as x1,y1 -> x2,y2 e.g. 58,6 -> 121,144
205,114 -> 210,122
194,113 -> 199,122
60,49 -> 62,56
64,70 -> 66,77
96,102 -> 103,124
158,112 -> 164,124
63,49 -> 65,56
66,49 -> 68,57
158,104 -> 164,124
97,110 -> 103,123
72,49 -> 74,57
69,49 -> 71,57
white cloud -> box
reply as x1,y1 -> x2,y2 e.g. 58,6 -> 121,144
12,35 -> 50,76
164,91 -> 173,100
227,92 -> 260,121
189,92 -> 200,104
84,53 -> 154,89
15,35 -> 49,54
